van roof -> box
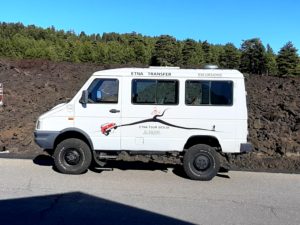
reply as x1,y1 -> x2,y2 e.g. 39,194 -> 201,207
92,67 -> 244,79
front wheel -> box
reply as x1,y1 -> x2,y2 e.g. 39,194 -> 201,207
183,144 -> 220,181
53,138 -> 92,174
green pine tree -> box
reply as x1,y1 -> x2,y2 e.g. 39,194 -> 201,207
219,43 -> 240,69
277,42 -> 299,76
181,39 -> 204,67
265,44 -> 278,76
240,38 -> 266,75
151,35 -> 179,66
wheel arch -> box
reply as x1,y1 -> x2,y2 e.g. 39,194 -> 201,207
53,128 -> 94,153
184,135 -> 222,151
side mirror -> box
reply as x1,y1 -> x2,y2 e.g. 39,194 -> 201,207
79,90 -> 88,104
96,90 -> 102,101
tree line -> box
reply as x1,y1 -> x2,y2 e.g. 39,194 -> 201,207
0,22 -> 299,76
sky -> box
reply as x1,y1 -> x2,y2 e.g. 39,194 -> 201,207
0,0 -> 299,53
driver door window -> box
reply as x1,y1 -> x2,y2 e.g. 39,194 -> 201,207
87,79 -> 119,103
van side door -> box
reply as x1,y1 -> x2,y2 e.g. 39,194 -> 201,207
121,78 -> 181,151
74,77 -> 121,150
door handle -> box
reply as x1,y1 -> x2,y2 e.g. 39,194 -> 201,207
109,109 -> 120,113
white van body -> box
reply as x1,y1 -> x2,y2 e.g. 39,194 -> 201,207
34,67 -> 251,179
0,83 -> 3,106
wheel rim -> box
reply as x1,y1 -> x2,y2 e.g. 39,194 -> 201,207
64,148 -> 81,165
193,154 -> 210,171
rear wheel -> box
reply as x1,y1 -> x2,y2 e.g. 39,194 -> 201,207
54,138 -> 92,174
183,144 -> 220,181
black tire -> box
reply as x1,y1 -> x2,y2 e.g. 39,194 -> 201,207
183,144 -> 220,181
53,138 -> 92,174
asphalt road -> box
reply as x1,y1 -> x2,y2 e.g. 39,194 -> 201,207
0,157 -> 299,225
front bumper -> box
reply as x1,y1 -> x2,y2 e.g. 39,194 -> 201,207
34,131 -> 59,149
240,143 -> 252,153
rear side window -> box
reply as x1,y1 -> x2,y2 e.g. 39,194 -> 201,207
186,80 -> 233,106
132,79 -> 179,105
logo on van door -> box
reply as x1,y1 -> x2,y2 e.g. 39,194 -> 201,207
101,123 -> 117,136
100,109 -> 216,136
151,107 -> 162,116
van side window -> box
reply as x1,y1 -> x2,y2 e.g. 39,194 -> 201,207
87,79 -> 119,103
132,79 -> 179,105
186,80 -> 233,106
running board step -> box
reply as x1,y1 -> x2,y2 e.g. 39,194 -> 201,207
98,154 -> 118,160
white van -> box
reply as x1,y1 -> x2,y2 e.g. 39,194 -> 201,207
34,66 -> 252,180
